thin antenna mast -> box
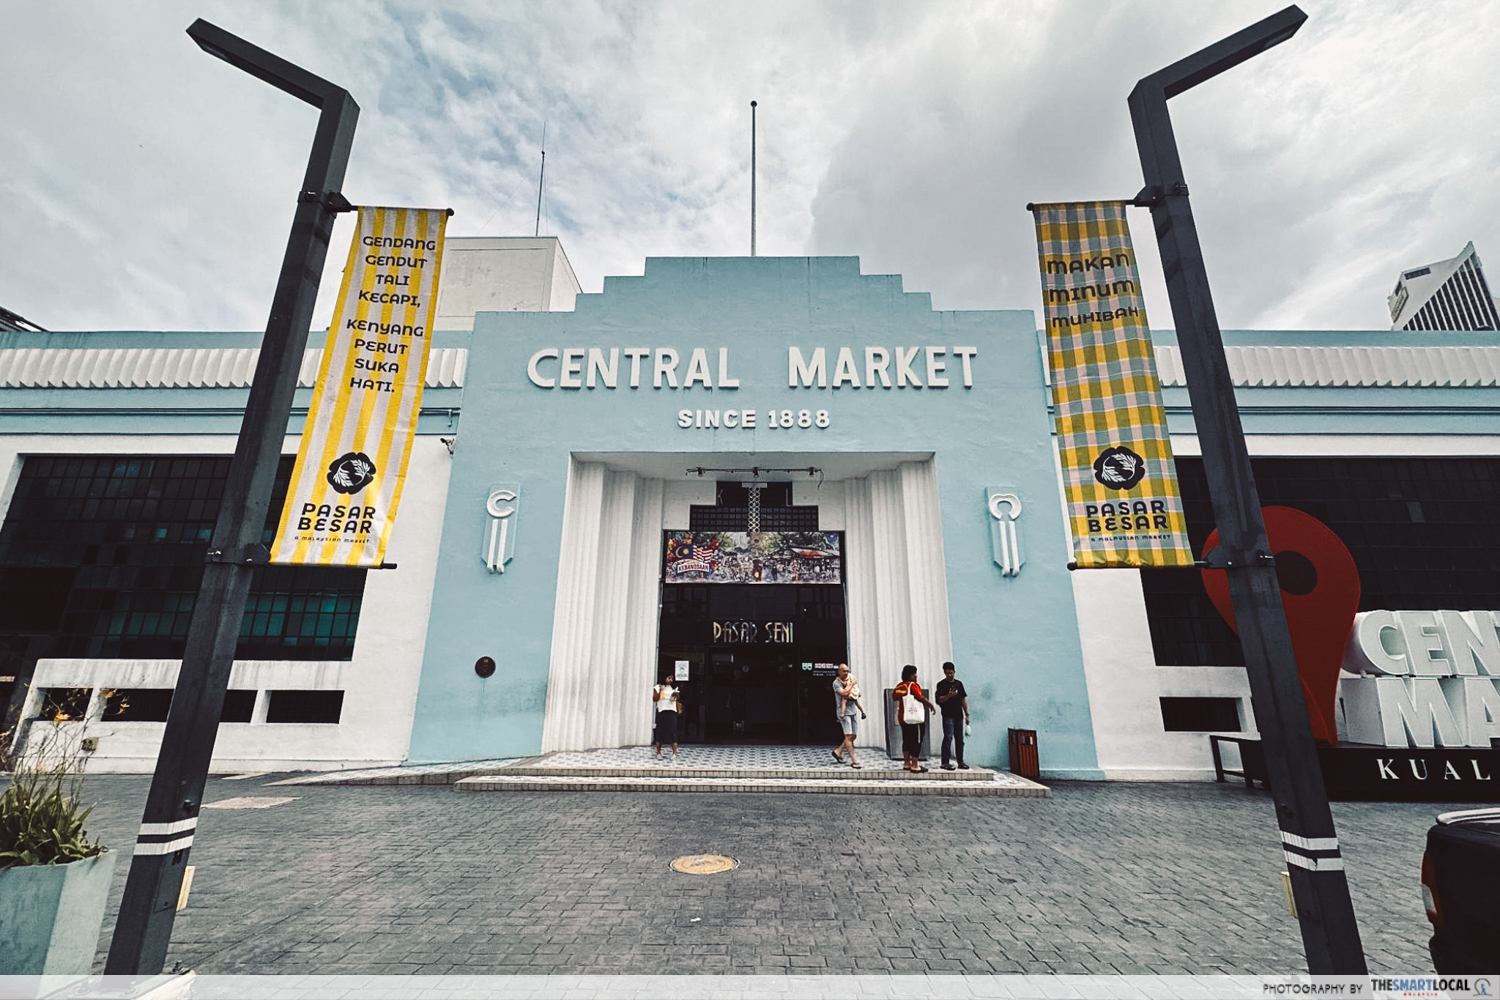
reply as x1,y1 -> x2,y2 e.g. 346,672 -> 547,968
534,122 -> 547,237
750,101 -> 757,256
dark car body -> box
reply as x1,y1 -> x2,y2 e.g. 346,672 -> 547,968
1421,806 -> 1500,973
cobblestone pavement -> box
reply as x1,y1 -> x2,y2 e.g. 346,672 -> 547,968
71,775 -> 1457,976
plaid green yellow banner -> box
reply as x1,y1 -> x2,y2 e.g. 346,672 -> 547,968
1032,201 -> 1193,568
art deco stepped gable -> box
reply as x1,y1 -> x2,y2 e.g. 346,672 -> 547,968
1388,241 -> 1500,331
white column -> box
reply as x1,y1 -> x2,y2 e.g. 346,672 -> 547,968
584,470 -> 639,748
620,478 -> 664,745
901,459 -> 955,676
543,462 -> 666,753
540,459 -> 606,752
868,467 -> 914,697
842,476 -> 882,748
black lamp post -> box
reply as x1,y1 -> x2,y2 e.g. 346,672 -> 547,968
1128,6 -> 1367,973
105,19 -> 359,974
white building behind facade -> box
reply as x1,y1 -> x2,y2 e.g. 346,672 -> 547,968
1388,241 -> 1500,331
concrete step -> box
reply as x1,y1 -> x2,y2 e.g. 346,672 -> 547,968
266,748 -> 1033,792
455,772 -> 1049,797
499,764 -> 995,780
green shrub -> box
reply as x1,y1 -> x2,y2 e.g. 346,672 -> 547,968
0,724 -> 105,868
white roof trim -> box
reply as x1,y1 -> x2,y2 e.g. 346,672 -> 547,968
1153,344 -> 1500,388
0,348 -> 467,390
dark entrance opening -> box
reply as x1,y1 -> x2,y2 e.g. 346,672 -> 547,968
659,582 -> 847,745
660,488 -> 844,746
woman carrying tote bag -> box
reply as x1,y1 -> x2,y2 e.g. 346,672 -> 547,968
892,664 -> 938,773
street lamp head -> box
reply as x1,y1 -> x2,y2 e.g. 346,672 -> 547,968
1138,4 -> 1306,101
186,18 -> 351,111
1128,5 -> 1306,193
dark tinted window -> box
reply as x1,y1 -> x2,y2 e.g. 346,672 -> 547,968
36,687 -> 90,721
1159,696 -> 1242,732
220,689 -> 256,723
1142,457 -> 1500,665
102,688 -> 174,722
266,689 -> 344,724
0,567 -> 75,632
0,456 -> 364,660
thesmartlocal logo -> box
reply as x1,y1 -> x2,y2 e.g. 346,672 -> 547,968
1368,976 -> 1497,998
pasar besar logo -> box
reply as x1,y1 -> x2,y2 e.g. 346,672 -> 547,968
1093,445 -> 1147,490
326,452 -> 376,494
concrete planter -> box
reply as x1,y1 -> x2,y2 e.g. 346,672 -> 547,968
0,851 -> 116,974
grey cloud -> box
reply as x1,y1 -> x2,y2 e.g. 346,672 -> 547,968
2,0 -> 1495,332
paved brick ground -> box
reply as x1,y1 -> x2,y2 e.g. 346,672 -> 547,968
70,775 -> 1456,975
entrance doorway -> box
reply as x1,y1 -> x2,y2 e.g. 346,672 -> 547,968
658,582 -> 847,745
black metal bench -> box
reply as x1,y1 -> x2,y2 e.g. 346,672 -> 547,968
1209,734 -> 1269,789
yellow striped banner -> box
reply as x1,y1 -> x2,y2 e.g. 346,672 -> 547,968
1032,201 -> 1194,568
269,206 -> 448,567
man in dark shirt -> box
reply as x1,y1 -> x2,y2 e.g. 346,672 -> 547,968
934,661 -> 970,770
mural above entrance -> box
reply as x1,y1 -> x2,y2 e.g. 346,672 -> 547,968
663,531 -> 843,585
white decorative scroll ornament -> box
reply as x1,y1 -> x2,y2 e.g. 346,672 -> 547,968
987,488 -> 1024,577
483,487 -> 519,574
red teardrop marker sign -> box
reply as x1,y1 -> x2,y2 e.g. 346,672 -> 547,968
1200,506 -> 1361,744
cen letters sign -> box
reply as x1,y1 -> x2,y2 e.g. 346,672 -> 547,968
1340,609 -> 1500,749
270,206 -> 448,567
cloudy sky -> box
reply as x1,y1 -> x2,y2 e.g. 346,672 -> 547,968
3,1 -> 1496,333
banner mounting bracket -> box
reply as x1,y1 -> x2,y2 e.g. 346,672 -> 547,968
298,189 -> 356,213
1197,548 -> 1274,570
1131,183 -> 1188,207
206,544 -> 269,566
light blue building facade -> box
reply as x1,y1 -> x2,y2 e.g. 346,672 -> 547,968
409,256 -> 1100,775
3,240 -> 1498,779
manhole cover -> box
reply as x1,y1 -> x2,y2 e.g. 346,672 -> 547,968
670,854 -> 739,875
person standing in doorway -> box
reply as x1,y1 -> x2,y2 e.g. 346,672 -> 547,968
831,662 -> 863,769
893,664 -> 938,773
652,670 -> 681,763
935,661 -> 971,770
